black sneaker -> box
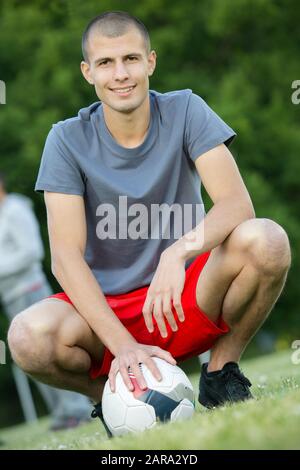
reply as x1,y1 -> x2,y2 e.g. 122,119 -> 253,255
199,362 -> 253,409
91,402 -> 113,438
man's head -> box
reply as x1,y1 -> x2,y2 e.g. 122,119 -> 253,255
80,11 -> 156,114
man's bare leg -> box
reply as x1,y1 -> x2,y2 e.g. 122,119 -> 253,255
8,299 -> 106,402
195,218 -> 291,371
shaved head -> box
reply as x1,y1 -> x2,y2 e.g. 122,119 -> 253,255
82,11 -> 151,63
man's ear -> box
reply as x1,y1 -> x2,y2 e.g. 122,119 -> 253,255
148,50 -> 157,77
80,61 -> 94,85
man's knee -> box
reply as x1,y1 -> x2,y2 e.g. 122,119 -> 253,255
227,218 -> 291,277
7,309 -> 57,375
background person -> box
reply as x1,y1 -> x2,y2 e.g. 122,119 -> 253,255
0,172 -> 91,430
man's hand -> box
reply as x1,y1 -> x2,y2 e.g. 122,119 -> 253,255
108,342 -> 177,393
142,246 -> 186,338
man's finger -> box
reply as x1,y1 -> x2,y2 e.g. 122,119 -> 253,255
143,357 -> 162,382
153,296 -> 168,338
173,295 -> 185,322
131,362 -> 147,390
108,367 -> 117,393
162,293 -> 178,332
142,295 -> 154,333
154,346 -> 177,366
119,364 -> 135,392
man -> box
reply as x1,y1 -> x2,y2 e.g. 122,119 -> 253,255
7,11 -> 291,436
0,173 -> 91,430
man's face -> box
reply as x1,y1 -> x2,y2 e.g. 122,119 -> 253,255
81,28 -> 156,114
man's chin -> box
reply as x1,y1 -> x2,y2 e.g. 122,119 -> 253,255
108,101 -> 141,115
101,92 -> 148,115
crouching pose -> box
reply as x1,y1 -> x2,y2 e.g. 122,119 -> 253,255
8,11 -> 291,437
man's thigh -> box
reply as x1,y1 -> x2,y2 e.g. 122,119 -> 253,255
195,226 -> 249,321
15,298 -> 104,363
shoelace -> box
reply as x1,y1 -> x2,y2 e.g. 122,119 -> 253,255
91,408 -> 99,419
91,405 -> 113,438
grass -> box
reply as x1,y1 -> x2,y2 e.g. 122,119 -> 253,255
0,349 -> 299,450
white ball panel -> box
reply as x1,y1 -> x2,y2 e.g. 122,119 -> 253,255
126,403 -> 156,431
171,399 -> 195,421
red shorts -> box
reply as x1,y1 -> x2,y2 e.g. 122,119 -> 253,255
47,251 -> 229,378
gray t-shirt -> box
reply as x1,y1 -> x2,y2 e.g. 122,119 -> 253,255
35,89 -> 236,294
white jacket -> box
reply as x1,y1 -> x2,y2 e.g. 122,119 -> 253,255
0,193 -> 47,304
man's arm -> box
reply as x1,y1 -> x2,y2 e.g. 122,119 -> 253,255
142,144 -> 255,335
174,143 -> 255,259
45,191 -> 175,391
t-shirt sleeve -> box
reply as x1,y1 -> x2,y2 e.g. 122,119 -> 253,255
34,125 -> 85,195
184,93 -> 237,162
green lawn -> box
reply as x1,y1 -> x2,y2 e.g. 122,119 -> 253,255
0,349 -> 299,450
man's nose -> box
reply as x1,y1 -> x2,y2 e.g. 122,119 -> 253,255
113,61 -> 130,81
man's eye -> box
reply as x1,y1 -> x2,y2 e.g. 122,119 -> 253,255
98,57 -> 136,66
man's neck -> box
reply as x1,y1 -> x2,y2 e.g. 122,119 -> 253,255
102,95 -> 151,149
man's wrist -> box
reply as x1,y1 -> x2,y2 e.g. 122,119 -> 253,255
164,238 -> 191,262
168,232 -> 206,262
112,337 -> 138,356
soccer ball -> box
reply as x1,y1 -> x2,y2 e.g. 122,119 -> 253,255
102,357 -> 195,436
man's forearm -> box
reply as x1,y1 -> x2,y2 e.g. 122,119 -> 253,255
52,251 -> 136,355
172,196 -> 255,261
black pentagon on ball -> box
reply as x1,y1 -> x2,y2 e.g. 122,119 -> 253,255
138,388 -> 180,422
